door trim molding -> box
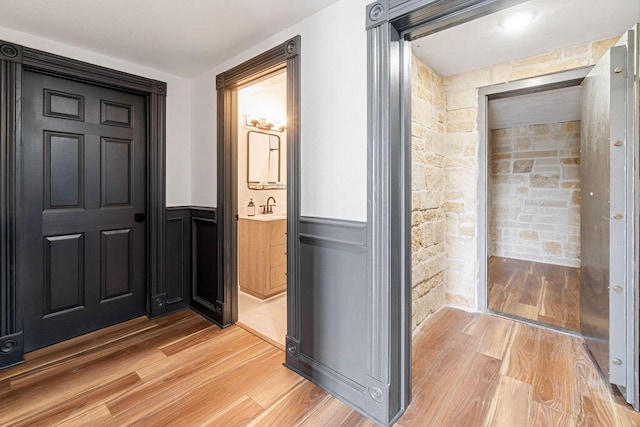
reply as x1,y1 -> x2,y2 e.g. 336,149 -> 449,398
0,39 -> 167,369
215,36 -> 301,327
365,0 -> 529,423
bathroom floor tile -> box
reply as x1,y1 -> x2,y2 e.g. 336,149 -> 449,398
238,291 -> 287,347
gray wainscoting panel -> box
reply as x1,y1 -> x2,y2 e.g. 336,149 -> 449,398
165,207 -> 192,311
288,217 -> 371,415
164,207 -> 219,320
187,207 -> 220,324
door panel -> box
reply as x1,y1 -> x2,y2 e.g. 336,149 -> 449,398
45,132 -> 83,209
44,234 -> 84,314
22,71 -> 147,351
101,137 -> 133,206
581,26 -> 640,409
101,229 -> 133,300
580,46 -> 615,383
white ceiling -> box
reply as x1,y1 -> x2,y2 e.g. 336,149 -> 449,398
488,86 -> 581,130
0,0 -> 340,78
412,0 -> 640,77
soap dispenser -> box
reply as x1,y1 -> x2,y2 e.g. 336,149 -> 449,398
247,199 -> 256,216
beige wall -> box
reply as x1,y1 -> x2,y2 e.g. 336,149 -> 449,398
410,35 -> 619,318
411,54 -> 446,329
489,122 -> 581,268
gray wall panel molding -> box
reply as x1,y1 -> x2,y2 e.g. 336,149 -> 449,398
365,0 -> 531,423
165,207 -> 192,309
299,217 -> 367,249
188,207 -> 221,325
0,38 -> 166,368
297,353 -> 368,404
164,206 -> 218,322
291,217 -> 374,421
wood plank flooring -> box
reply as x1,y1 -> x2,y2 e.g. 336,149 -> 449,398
1,308 -> 638,426
488,256 -> 581,331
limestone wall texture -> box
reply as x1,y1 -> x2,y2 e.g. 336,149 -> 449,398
489,122 -> 581,268
410,35 -> 619,319
411,54 -> 446,329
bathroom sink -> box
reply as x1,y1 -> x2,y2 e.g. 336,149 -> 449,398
241,213 -> 287,221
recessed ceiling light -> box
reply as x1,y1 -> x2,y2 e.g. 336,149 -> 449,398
499,9 -> 537,30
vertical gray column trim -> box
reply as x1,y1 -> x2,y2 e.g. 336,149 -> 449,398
286,43 -> 302,360
366,19 -> 409,424
216,85 -> 237,326
149,91 -> 168,316
0,46 -> 24,368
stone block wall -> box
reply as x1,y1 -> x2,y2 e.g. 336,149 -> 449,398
411,53 -> 446,329
410,35 -> 619,316
489,122 -> 581,268
441,36 -> 618,308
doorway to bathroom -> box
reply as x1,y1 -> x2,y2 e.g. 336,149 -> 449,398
235,70 -> 288,349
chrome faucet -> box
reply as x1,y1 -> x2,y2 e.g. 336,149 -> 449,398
265,196 -> 276,214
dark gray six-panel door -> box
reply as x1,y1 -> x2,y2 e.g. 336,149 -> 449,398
22,71 -> 147,351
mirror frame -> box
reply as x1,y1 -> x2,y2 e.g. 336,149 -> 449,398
246,130 -> 283,189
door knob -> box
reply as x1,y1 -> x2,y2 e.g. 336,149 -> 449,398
134,213 -> 146,223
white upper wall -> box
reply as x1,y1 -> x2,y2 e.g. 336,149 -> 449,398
190,0 -> 368,221
0,25 -> 192,207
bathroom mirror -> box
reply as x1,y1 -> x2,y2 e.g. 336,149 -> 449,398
247,131 -> 283,189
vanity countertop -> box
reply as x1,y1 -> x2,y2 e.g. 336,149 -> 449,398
240,213 -> 287,222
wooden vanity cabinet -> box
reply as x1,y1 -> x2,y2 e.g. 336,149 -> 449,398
238,218 -> 287,299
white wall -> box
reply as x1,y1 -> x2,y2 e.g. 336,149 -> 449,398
190,0 -> 368,221
0,25 -> 192,207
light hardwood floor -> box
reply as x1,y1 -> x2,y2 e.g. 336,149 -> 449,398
488,256 -> 580,331
1,308 -> 638,426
